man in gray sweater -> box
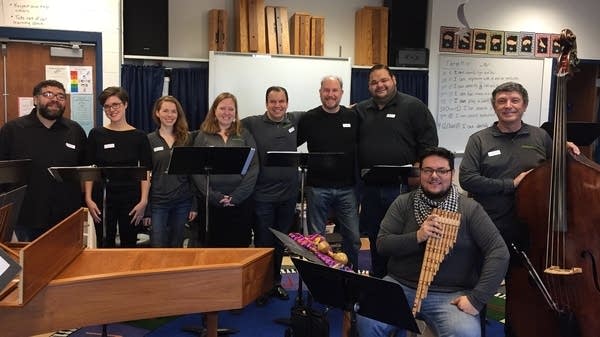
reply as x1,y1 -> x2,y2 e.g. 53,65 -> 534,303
357,147 -> 509,337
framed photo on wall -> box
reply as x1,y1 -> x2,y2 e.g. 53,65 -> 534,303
472,29 -> 490,54
550,33 -> 562,58
504,32 -> 519,55
535,33 -> 550,57
456,29 -> 473,53
519,32 -> 535,57
439,26 -> 458,52
488,31 -> 504,55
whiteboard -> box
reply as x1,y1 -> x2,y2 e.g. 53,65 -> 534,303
208,51 -> 352,119
437,55 -> 553,154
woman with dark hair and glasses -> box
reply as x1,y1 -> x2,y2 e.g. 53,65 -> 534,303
84,86 -> 152,248
144,95 -> 198,247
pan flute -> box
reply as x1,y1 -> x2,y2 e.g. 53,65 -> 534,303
412,208 -> 462,316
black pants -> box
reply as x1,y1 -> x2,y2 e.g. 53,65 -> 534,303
93,185 -> 140,248
198,197 -> 254,247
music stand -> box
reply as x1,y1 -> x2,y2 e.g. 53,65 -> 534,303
361,165 -> 418,186
0,185 -> 27,244
0,159 -> 31,187
266,151 -> 343,236
48,166 -> 148,247
167,146 -> 255,246
167,146 -> 255,337
0,159 -> 31,244
292,257 -> 420,336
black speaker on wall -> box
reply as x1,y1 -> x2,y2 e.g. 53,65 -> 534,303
123,0 -> 168,56
384,0 -> 428,67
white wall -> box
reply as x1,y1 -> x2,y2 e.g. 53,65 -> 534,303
1,0 -> 599,106
427,0 -> 600,124
0,0 -> 121,87
168,0 -> 382,60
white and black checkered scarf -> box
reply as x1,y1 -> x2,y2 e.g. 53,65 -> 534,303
413,185 -> 460,226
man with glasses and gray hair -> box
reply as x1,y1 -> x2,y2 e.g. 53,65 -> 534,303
0,79 -> 87,241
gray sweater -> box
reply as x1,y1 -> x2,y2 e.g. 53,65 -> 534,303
191,129 -> 258,206
241,112 -> 299,202
377,189 -> 509,311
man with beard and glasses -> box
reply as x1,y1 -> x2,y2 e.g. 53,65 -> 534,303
357,147 -> 509,337
0,79 -> 87,241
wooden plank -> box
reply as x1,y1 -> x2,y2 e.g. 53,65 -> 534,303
371,7 -> 388,64
265,6 -> 277,54
354,8 -> 373,65
300,14 -> 311,55
19,208 -> 85,305
217,9 -> 227,51
208,9 -> 219,51
255,0 -> 266,53
247,0 -> 265,53
276,7 -> 290,54
310,16 -> 325,56
234,0 -> 248,52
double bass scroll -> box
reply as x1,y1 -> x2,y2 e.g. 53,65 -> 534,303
412,208 -> 461,316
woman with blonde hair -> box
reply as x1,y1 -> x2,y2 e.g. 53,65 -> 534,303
145,95 -> 198,247
192,92 -> 258,247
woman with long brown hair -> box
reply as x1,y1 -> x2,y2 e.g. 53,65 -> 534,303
145,95 -> 198,247
192,92 -> 258,247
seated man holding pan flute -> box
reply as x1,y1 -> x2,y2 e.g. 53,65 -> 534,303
357,147 -> 509,337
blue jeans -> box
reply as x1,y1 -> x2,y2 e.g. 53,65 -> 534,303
306,186 -> 361,269
151,198 -> 192,247
253,197 -> 297,284
361,184 -> 406,277
357,276 -> 481,337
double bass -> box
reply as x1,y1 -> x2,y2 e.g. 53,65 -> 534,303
509,29 -> 600,337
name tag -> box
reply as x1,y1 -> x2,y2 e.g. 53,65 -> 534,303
65,142 -> 76,149
153,146 -> 164,152
343,123 -> 351,128
386,114 -> 396,118
104,143 -> 115,149
488,150 -> 501,157
288,126 -> 295,133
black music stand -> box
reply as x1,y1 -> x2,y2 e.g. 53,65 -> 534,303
49,166 -> 148,247
266,151 -> 343,236
269,228 -> 327,329
0,185 -> 27,244
292,257 -> 420,336
0,159 -> 31,244
361,165 -> 418,186
168,146 -> 255,337
168,146 -> 255,246
0,159 -> 31,187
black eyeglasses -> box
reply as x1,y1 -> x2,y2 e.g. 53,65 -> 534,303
420,168 -> 452,176
40,91 -> 66,101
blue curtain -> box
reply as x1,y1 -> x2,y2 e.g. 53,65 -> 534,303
169,66 -> 209,131
120,64 -> 166,132
350,68 -> 429,105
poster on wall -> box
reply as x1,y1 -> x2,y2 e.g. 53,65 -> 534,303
45,65 -> 93,94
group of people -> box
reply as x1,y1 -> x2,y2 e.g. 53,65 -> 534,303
0,65 -> 578,336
